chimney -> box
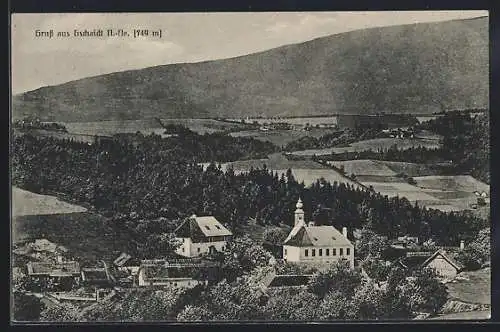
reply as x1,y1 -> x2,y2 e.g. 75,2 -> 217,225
342,227 -> 348,238
460,240 -> 465,250
308,222 -> 315,227
57,255 -> 64,263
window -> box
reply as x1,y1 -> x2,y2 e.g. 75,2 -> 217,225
284,249 -> 287,255
182,247 -> 185,252
326,249 -> 330,256
312,249 -> 316,257
346,248 -> 350,255
305,249 -> 309,257
340,248 -> 343,256
333,248 -> 336,256
215,225 -> 221,230
197,247 -> 201,252
319,249 -> 323,256
205,226 -> 210,230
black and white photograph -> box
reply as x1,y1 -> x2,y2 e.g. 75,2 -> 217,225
10,11 -> 490,322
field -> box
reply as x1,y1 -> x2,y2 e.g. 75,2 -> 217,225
12,187 -> 87,218
230,128 -> 338,147
430,310 -> 491,320
200,153 -> 364,189
61,118 -> 249,136
12,186 -> 131,264
290,137 -> 441,156
446,268 -> 491,305
322,161 -> 490,213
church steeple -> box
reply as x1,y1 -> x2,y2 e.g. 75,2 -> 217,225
294,198 -> 305,227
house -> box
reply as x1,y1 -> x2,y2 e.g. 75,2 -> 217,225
26,260 -> 81,291
173,215 -> 232,258
81,268 -> 113,287
422,250 -> 464,279
395,249 -> 464,280
137,258 -> 220,288
282,199 -> 354,268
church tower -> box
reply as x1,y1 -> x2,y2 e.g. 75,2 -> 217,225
294,198 -> 305,227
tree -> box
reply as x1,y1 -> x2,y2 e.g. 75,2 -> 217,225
177,305 -> 211,321
456,228 -> 490,270
221,235 -> 274,281
356,227 -> 389,260
308,260 -> 362,299
350,281 -> 385,320
264,288 -> 320,321
262,227 -> 289,246
361,257 -> 391,282
39,303 -> 81,322
407,268 -> 448,314
317,290 -> 354,320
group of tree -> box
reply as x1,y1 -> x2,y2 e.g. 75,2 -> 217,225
12,133 -> 487,253
316,145 -> 447,165
31,259 -> 448,322
416,111 -> 489,184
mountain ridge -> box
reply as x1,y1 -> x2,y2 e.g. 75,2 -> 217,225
12,16 -> 488,122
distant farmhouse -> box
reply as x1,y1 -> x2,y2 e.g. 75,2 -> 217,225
173,215 -> 232,258
283,199 -> 354,268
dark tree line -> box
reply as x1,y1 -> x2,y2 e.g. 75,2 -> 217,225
416,112 -> 489,184
315,145 -> 447,165
12,133 -> 486,247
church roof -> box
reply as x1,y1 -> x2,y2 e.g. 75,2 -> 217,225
174,215 -> 232,240
283,224 -> 352,247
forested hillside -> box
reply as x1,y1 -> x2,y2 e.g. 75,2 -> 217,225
13,17 -> 488,122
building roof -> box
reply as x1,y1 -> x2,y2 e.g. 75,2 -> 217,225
283,224 -> 352,247
173,215 -> 232,240
81,268 -> 109,282
422,250 -> 464,271
27,261 -> 80,276
396,250 -> 464,271
139,261 -> 219,282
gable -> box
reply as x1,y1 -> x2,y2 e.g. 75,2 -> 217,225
283,225 -> 352,247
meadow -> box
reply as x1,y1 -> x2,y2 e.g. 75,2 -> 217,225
446,267 -> 491,305
323,160 -> 489,214
61,118 -> 249,136
200,153 -> 364,189
12,186 -> 88,218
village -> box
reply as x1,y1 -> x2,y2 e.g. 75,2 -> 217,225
12,197 -> 487,318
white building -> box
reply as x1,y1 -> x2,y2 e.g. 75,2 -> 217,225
283,199 -> 354,268
136,259 -> 220,288
173,215 -> 232,258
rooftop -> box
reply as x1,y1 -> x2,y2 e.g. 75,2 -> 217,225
283,224 -> 352,247
27,261 -> 80,276
173,215 -> 232,240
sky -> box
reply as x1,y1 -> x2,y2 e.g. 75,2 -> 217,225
11,11 -> 487,94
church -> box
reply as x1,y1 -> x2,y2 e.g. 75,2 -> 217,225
282,198 -> 354,268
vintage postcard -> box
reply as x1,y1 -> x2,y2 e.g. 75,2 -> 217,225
10,11 -> 490,322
